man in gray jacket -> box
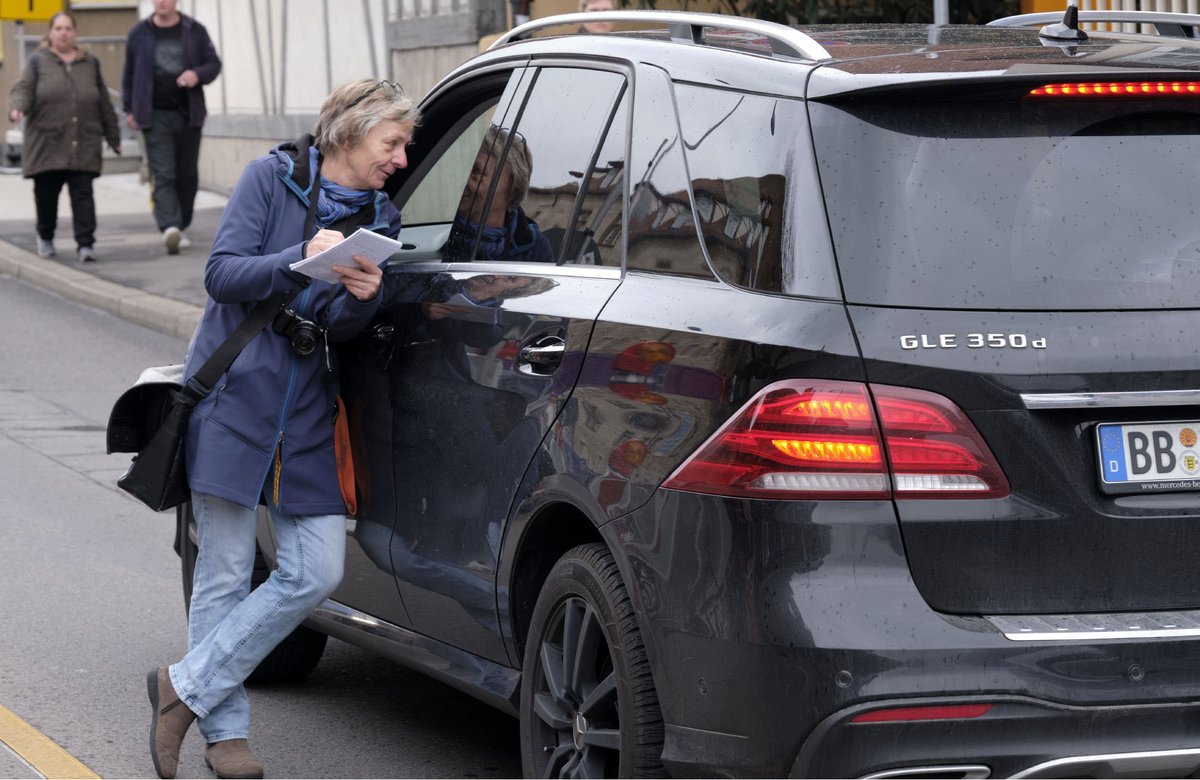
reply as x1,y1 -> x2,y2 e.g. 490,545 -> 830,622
122,0 -> 220,255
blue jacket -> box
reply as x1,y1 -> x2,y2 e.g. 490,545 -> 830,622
121,14 -> 221,129
183,136 -> 401,514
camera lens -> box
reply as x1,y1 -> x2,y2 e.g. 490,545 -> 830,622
291,325 -> 318,356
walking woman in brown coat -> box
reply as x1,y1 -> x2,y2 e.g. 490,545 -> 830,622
7,12 -> 121,262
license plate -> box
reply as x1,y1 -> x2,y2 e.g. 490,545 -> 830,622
1096,421 -> 1200,495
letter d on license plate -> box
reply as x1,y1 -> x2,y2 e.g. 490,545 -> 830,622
1096,421 -> 1200,495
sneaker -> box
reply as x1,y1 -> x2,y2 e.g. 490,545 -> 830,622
78,247 -> 96,263
163,226 -> 182,255
36,237 -> 55,258
178,232 -> 193,250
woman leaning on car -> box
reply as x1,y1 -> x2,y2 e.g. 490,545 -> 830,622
144,79 -> 419,780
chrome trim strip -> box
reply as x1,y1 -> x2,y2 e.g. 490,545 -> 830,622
1012,747 -> 1200,778
862,765 -> 991,779
987,610 -> 1200,641
308,600 -> 520,713
491,11 -> 832,61
1020,390 -> 1200,410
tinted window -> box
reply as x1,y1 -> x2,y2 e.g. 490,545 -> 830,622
811,98 -> 1200,310
399,72 -> 529,228
448,67 -> 627,265
675,86 -> 798,293
627,67 -> 714,279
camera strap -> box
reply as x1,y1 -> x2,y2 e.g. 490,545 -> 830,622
187,287 -> 301,400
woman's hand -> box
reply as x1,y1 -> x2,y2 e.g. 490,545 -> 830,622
176,69 -> 200,88
333,254 -> 383,301
8,109 -> 23,123
305,228 -> 345,258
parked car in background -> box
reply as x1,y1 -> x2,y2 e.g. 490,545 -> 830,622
176,9 -> 1200,777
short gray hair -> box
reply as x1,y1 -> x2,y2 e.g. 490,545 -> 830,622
313,79 -> 420,155
484,125 -> 532,210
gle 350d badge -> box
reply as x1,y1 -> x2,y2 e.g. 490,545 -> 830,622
900,333 -> 1048,350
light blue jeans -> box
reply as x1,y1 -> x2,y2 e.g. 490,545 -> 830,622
169,492 -> 345,742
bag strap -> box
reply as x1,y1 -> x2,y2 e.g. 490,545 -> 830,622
183,149 -> 324,403
183,288 -> 298,402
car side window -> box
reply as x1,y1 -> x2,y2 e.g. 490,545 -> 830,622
673,85 -> 789,292
400,109 -> 496,227
626,66 -> 715,279
448,67 -> 627,265
398,70 -> 529,230
673,83 -> 839,298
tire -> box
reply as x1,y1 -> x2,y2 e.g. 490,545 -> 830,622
176,501 -> 328,684
520,543 -> 666,778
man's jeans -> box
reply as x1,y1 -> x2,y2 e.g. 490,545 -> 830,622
143,109 -> 202,232
170,492 -> 345,742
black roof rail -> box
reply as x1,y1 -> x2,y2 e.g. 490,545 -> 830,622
989,9 -> 1200,37
490,10 -> 832,61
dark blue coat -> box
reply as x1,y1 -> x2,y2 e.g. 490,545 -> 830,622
121,14 -> 221,129
183,137 -> 401,514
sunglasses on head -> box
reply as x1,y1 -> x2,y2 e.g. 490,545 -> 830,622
346,80 -> 404,111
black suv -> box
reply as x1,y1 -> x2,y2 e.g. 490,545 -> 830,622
177,9 -> 1200,777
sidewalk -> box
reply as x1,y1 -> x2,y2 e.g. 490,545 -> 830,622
0,170 -> 229,340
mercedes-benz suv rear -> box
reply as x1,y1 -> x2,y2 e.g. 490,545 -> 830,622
213,11 -> 1200,778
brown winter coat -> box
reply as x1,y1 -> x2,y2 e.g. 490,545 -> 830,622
7,46 -> 120,178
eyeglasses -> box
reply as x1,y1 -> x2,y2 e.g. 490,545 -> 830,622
345,80 -> 405,111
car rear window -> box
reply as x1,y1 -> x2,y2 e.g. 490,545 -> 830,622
810,93 -> 1200,310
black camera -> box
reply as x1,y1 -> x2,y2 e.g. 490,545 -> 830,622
272,307 -> 322,356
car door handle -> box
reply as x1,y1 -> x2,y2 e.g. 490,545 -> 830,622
518,336 -> 565,374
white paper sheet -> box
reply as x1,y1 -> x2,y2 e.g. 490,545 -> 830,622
289,228 -> 405,284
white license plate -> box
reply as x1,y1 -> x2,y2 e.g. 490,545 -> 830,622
1096,421 -> 1200,495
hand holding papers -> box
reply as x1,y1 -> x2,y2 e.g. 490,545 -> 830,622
290,228 -> 406,285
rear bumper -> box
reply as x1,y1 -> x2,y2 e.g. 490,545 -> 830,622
796,695 -> 1200,778
606,490 -> 1200,777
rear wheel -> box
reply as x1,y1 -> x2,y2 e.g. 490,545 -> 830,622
177,501 -> 328,684
520,543 -> 665,778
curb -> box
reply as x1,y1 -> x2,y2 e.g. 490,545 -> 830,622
0,240 -> 201,341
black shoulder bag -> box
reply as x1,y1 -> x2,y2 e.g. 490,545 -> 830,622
108,289 -> 297,511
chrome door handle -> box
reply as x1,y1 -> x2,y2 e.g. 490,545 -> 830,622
518,336 -> 565,374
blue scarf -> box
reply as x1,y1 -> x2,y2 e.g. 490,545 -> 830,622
309,147 -> 374,227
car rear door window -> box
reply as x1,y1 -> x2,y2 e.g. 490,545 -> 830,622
449,67 -> 628,265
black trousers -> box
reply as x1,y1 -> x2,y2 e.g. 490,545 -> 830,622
144,109 -> 202,232
33,170 -> 98,249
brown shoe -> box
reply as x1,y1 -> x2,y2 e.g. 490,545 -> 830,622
146,667 -> 196,779
204,738 -> 265,779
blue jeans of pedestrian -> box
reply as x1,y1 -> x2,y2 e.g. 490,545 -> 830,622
169,492 -> 345,742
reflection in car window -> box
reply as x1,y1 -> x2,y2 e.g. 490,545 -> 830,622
400,108 -> 495,227
500,67 -> 628,266
559,78 -> 628,266
675,85 -> 830,295
399,70 -> 528,228
627,68 -> 714,279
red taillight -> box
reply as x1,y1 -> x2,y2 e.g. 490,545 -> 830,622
662,379 -> 1010,500
851,704 -> 993,724
1028,81 -> 1200,98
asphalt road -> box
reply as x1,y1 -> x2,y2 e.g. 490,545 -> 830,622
0,275 -> 521,778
